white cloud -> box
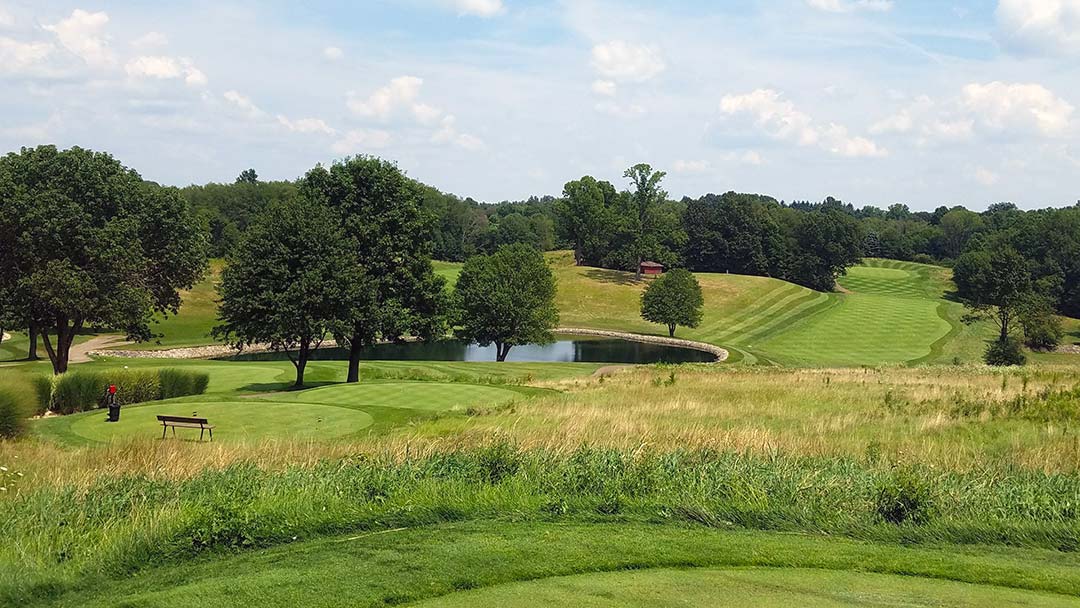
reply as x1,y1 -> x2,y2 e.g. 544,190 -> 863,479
348,75 -> 437,122
43,9 -> 114,68
449,0 -> 504,17
432,115 -> 485,150
0,37 -> 52,72
277,115 -> 336,135
962,81 -> 1073,136
132,31 -> 168,49
972,166 -> 1000,185
996,0 -> 1080,54
323,46 -> 343,60
332,129 -> 392,154
125,55 -> 207,87
590,41 -> 665,83
0,7 -> 14,28
223,90 -> 264,119
672,159 -> 711,174
591,79 -> 617,97
720,88 -> 887,158
806,0 -> 893,13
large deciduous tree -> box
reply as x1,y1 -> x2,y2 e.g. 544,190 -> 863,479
214,197 -> 366,388
787,209 -> 863,291
556,176 -> 618,266
640,269 -> 704,337
300,156 -> 449,383
454,244 -> 559,362
0,146 -> 207,374
953,246 -> 1032,345
624,164 -> 668,279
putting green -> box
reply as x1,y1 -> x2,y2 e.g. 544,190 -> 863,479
67,400 -> 374,443
413,567 -> 1080,607
266,381 -> 524,411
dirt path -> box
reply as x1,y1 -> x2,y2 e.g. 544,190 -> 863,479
70,335 -> 132,364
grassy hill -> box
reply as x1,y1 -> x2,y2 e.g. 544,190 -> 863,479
19,251 -> 1074,368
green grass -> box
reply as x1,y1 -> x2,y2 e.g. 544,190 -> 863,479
20,522 -> 1080,607
416,567 -> 1080,608
127,259 -> 224,350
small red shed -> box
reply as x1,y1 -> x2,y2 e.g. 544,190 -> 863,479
639,261 -> 664,276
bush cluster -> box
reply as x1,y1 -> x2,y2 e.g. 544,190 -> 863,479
984,337 -> 1026,366
0,383 -> 34,439
45,368 -> 210,414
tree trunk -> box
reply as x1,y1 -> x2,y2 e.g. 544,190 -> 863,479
999,307 -> 1010,342
27,324 -> 39,361
293,340 -> 310,388
635,255 -> 642,281
668,324 -> 676,338
496,342 -> 511,362
574,246 -> 584,266
347,334 -> 364,383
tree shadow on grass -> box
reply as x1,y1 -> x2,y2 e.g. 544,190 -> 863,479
239,381 -> 340,393
583,268 -> 641,286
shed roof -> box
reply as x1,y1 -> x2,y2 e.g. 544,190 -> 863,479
639,261 -> 664,268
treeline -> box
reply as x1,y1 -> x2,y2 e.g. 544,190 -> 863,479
181,162 -> 1079,311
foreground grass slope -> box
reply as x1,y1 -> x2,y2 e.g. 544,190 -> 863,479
24,523 -> 1080,607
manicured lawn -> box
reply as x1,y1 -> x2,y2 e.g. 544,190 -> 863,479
33,375 -> 548,447
25,522 -> 1080,607
417,567 -> 1080,607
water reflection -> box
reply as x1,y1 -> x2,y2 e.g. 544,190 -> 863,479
227,335 -> 715,364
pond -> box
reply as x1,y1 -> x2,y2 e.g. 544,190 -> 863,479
227,335 -> 716,364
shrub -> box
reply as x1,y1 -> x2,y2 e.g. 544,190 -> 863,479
1022,313 -> 1063,351
984,337 -> 1026,366
874,469 -> 934,525
911,253 -> 935,265
0,383 -> 33,439
159,368 -> 210,400
29,375 -> 53,416
49,368 -> 209,414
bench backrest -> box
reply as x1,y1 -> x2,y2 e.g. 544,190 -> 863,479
157,415 -> 209,424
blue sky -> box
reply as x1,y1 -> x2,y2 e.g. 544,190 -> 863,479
1,1 -> 1078,209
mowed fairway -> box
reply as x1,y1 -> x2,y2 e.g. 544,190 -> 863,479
415,567 -> 1079,608
34,377 -> 543,445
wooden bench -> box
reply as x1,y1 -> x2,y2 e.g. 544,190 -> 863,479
157,415 -> 214,441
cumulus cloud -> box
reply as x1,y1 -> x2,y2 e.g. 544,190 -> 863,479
962,81 -> 1074,136
591,41 -> 665,83
43,9 -> 114,68
323,46 -> 343,60
591,79 -> 617,96
448,0 -> 504,17
0,37 -> 52,72
223,90 -> 264,119
347,75 -> 433,121
132,31 -> 168,48
672,159 -> 711,174
0,7 -> 14,28
432,115 -> 485,150
277,115 -> 336,135
332,129 -> 392,153
996,0 -> 1080,54
806,0 -> 893,13
720,88 -> 887,158
125,55 -> 207,87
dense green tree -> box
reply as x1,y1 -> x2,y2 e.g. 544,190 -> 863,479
214,197 -> 366,387
939,209 -> 984,259
0,145 -> 207,374
683,192 -> 785,276
953,246 -> 1032,366
640,269 -> 704,337
454,244 -> 558,362
624,164 -> 668,279
182,180 -> 297,257
786,209 -> 863,291
300,156 -> 448,382
235,168 -> 259,184
1019,294 -> 1063,351
556,176 -> 619,266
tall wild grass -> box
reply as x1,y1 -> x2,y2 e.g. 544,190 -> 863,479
2,443 -> 1080,604
47,368 -> 210,414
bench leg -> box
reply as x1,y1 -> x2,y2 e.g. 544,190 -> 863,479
209,428 -> 213,442
200,427 -> 204,442
172,426 -> 176,438
162,425 -> 167,440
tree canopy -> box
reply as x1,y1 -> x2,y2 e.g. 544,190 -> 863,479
640,269 -> 704,337
299,155 -> 449,383
454,244 -> 559,361
214,196 -> 366,387
0,145 -> 207,374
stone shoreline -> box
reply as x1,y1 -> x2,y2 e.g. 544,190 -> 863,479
554,328 -> 728,362
92,330 -> 728,363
